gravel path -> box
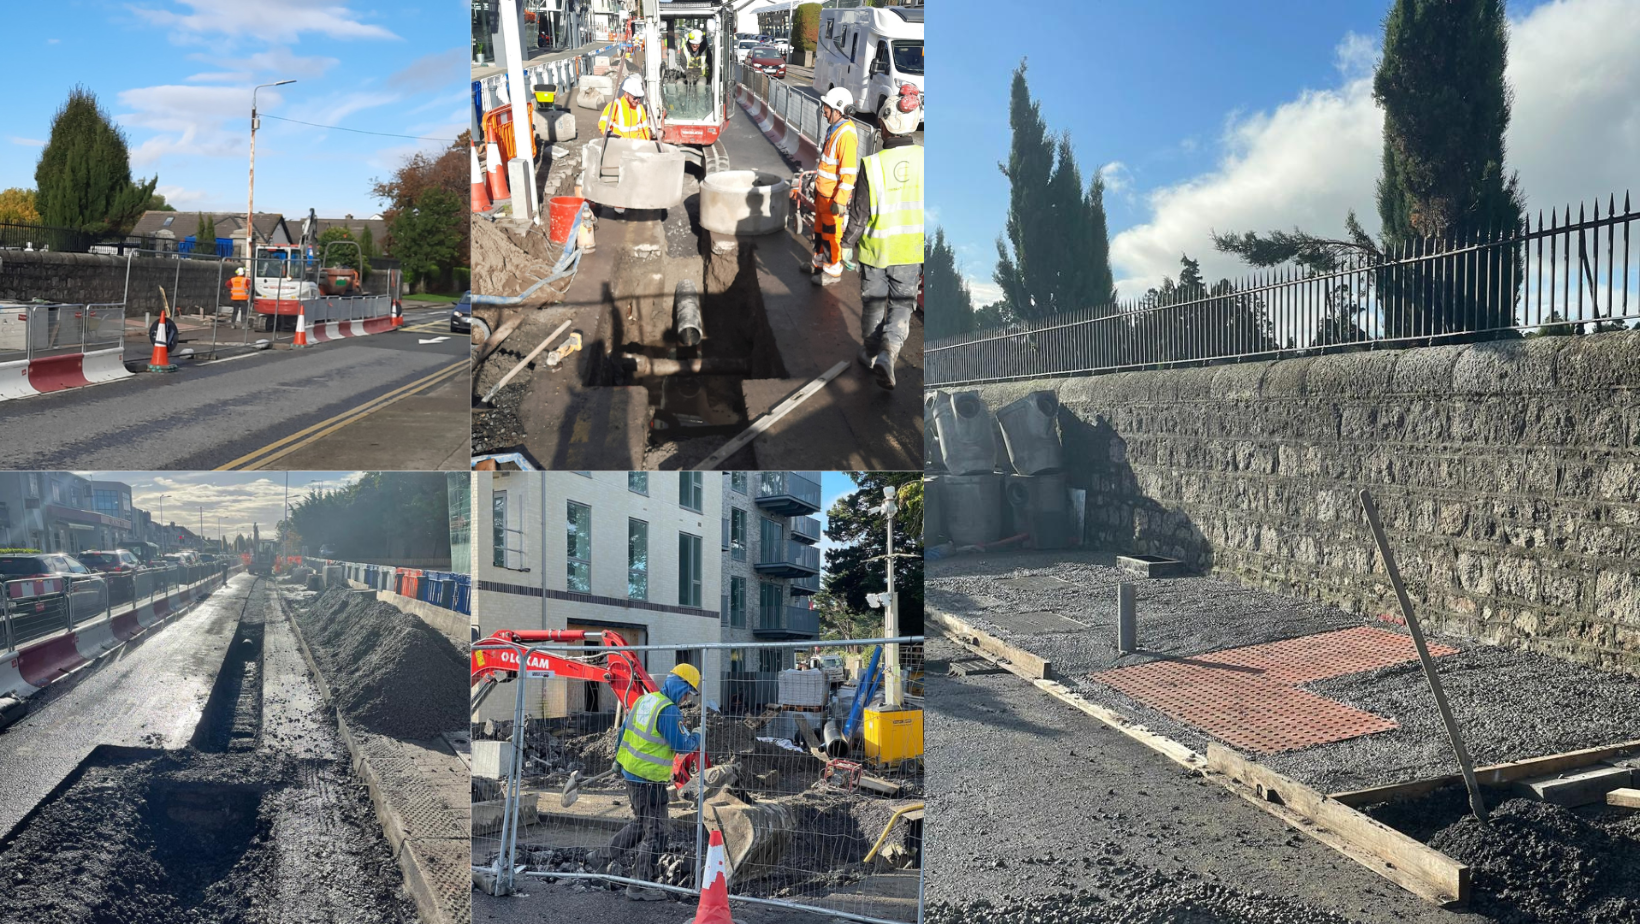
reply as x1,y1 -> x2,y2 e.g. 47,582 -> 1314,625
925,636 -> 1486,924
929,551 -> 1640,793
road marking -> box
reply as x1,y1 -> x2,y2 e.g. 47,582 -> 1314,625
212,359 -> 468,471
418,336 -> 450,344
401,322 -> 451,333
197,350 -> 272,366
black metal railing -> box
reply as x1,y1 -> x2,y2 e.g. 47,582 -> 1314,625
929,194 -> 1640,386
0,222 -> 98,254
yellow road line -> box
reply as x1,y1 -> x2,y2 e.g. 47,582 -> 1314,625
214,360 -> 468,471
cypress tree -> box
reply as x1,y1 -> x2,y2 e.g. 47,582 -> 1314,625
924,228 -> 976,340
34,85 -> 158,236
193,212 -> 216,255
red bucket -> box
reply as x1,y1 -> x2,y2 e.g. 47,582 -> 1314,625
549,196 -> 585,244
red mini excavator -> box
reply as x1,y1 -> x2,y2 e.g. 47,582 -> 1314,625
470,629 -> 705,787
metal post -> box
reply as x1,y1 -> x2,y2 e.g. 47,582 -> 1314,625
884,491 -> 901,709
500,0 -> 538,221
694,679 -> 706,891
1359,489 -> 1489,824
1117,583 -> 1136,653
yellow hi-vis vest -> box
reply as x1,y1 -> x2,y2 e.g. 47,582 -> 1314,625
856,145 -> 924,268
816,120 -> 859,202
616,690 -> 676,782
599,96 -> 653,140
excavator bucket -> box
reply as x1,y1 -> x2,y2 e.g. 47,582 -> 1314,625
580,137 -> 687,210
702,796 -> 795,879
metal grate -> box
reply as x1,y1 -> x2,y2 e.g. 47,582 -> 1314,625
1093,627 -> 1459,753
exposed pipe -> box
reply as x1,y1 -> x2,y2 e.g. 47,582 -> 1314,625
674,279 -> 703,346
822,719 -> 848,758
620,354 -> 748,376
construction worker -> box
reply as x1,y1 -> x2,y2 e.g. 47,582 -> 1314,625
842,85 -> 923,389
598,76 -> 654,141
681,29 -> 710,84
228,267 -> 251,326
608,663 -> 702,901
803,87 -> 859,285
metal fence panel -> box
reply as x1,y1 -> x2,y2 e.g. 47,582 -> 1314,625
930,195 -> 1640,386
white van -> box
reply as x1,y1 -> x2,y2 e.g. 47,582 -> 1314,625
812,6 -> 924,125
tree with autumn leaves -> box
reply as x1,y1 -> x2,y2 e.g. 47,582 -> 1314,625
371,132 -> 471,293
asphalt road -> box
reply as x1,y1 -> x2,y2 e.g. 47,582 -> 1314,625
0,306 -> 468,470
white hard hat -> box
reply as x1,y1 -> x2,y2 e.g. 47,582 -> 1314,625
621,75 -> 645,98
820,87 -> 853,113
880,86 -> 922,135
688,30 -> 702,43
236,267 -> 246,276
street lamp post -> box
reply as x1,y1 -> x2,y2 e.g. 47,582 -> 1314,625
156,495 -> 169,554
881,485 -> 901,709
248,80 -> 297,282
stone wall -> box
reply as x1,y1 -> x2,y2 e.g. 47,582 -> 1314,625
966,331 -> 1640,676
0,251 -> 234,315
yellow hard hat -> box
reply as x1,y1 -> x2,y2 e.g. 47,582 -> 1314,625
670,662 -> 701,691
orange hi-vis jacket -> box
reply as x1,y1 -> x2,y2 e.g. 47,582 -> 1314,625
815,120 -> 859,203
229,276 -> 251,300
599,95 -> 653,140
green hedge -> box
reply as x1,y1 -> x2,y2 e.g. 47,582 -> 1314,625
793,3 -> 822,54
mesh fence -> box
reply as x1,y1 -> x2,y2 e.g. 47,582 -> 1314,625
2,562 -> 231,652
472,637 -> 925,924
0,303 -> 127,365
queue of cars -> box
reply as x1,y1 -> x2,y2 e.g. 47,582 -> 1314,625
0,547 -> 231,651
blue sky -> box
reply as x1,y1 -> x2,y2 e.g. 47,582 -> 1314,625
932,0 -> 1640,304
77,471 -> 362,539
3,1 -> 466,219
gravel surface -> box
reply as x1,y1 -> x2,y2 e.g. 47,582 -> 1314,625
925,636 -> 1477,924
472,882 -> 847,923
293,586 -> 468,740
930,550 -> 1640,793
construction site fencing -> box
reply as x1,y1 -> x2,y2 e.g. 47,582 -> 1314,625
297,294 -> 393,324
472,39 -> 629,115
929,193 -> 1640,386
472,637 -> 925,924
1,561 -> 228,653
315,557 -> 472,616
0,302 -> 125,366
734,65 -> 883,160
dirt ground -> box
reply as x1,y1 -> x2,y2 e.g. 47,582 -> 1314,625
472,884 -> 852,923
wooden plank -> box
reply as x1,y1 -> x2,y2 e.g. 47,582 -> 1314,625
1608,788 -> 1640,809
1517,765 -> 1635,807
1332,739 -> 1640,807
928,609 -> 1051,680
931,609 -> 1203,772
1208,743 -> 1469,907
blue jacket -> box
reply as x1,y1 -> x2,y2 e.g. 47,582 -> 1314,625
619,673 -> 702,782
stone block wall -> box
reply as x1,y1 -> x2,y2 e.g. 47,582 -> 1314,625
968,331 -> 1640,676
0,251 -> 234,314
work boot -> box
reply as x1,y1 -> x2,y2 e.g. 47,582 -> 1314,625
857,334 -> 881,369
815,263 -> 843,286
625,884 -> 667,902
872,349 -> 897,390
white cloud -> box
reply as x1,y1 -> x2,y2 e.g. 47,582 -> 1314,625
117,84 -> 267,163
1098,160 -> 1130,194
387,49 -> 468,94
1107,0 -> 1640,296
966,275 -> 1004,308
131,0 -> 398,44
9,137 -> 45,147
154,184 -> 212,207
240,45 -> 341,79
186,71 -> 250,83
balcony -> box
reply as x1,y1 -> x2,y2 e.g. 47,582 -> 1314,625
790,574 -> 820,596
753,604 -> 820,639
754,471 -> 821,516
791,516 -> 821,545
754,539 -> 819,578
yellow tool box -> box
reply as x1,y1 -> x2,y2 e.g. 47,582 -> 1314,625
863,706 -> 924,768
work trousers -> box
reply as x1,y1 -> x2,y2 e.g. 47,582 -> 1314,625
861,262 -> 920,353
610,779 -> 669,883
813,195 -> 846,267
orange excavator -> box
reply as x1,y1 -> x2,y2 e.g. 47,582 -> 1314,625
470,628 -> 705,787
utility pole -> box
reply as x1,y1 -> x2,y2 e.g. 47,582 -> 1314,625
881,484 -> 902,708
157,494 -> 169,554
248,80 -> 296,270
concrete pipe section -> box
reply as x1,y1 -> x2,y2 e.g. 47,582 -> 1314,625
697,169 -> 791,236
579,137 -> 687,210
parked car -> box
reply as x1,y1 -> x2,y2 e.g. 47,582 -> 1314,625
735,37 -> 759,63
0,552 -> 108,637
118,541 -> 163,567
452,290 -> 471,333
77,549 -> 142,604
747,45 -> 786,79
808,654 -> 848,687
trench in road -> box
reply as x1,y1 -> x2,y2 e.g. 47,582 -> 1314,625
0,577 -> 417,924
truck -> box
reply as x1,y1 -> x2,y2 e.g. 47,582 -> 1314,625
808,653 -> 848,687
812,5 -> 923,127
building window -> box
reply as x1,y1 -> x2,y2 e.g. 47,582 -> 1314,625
759,648 -> 784,674
729,648 -> 745,673
760,517 -> 784,562
730,508 -> 747,561
26,474 -> 40,497
759,581 -> 782,629
629,472 -> 648,495
729,576 -> 745,628
567,501 -> 591,592
492,491 -> 507,568
628,518 -> 648,600
731,472 -> 747,495
678,472 -> 702,512
678,532 -> 702,607
675,649 -> 696,670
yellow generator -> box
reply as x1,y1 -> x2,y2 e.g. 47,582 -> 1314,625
862,706 -> 924,771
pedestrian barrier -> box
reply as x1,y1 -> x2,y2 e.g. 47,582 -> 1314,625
309,558 -> 471,617
0,564 -> 238,702
0,302 -> 131,402
733,66 -> 880,174
472,636 -> 925,924
295,295 -> 396,344
472,40 -> 629,120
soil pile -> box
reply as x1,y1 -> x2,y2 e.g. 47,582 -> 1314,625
1427,797 -> 1640,924
294,587 -> 466,739
472,217 -> 572,304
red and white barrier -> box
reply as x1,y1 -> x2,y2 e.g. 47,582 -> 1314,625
304,315 -> 395,344
738,89 -> 820,171
0,347 -> 133,403
0,572 -> 232,703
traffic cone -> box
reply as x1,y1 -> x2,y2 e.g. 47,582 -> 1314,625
293,306 -> 309,347
486,138 -> 511,202
690,829 -> 736,924
391,299 -> 404,327
470,142 -> 492,213
147,308 -> 177,373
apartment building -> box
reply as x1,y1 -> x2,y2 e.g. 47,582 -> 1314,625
718,471 -> 822,689
472,471 -> 723,723
0,473 -> 137,553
